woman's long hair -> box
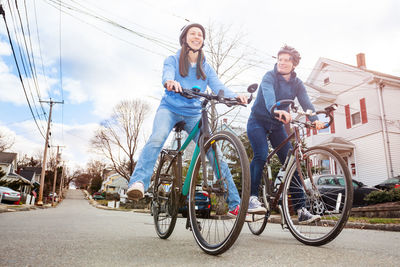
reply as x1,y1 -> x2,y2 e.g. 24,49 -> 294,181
179,43 -> 206,80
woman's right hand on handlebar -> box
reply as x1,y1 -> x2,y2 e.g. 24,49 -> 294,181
274,110 -> 291,124
165,80 -> 182,93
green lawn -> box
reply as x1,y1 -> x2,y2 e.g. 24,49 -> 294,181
348,217 -> 400,224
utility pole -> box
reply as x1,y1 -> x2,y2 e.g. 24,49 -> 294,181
59,161 -> 65,201
37,99 -> 63,206
51,145 -> 64,206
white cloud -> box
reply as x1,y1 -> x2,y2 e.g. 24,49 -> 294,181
1,0 -> 399,172
0,41 -> 11,56
63,78 -> 88,104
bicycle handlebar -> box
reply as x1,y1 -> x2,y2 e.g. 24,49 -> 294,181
180,88 -> 247,107
270,99 -> 337,129
173,83 -> 258,107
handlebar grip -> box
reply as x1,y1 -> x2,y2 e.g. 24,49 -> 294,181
270,99 -> 295,117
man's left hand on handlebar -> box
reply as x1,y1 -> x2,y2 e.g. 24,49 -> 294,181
274,110 -> 291,124
312,120 -> 325,130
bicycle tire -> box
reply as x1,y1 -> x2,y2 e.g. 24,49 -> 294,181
188,131 -> 250,255
247,172 -> 269,235
281,146 -> 353,246
152,152 -> 178,239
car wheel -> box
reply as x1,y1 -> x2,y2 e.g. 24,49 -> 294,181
312,199 -> 325,215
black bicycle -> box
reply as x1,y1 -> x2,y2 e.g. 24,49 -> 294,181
152,84 -> 257,255
247,100 -> 354,246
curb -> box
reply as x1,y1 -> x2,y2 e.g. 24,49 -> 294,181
0,204 -> 53,213
268,215 -> 400,232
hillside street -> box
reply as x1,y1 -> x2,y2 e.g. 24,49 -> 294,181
1,189 -> 399,266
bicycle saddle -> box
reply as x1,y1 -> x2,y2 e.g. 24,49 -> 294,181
173,121 -> 186,132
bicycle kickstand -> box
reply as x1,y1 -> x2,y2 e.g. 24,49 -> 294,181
278,205 -> 288,230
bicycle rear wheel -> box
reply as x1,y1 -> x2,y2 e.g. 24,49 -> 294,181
188,131 -> 250,255
152,151 -> 178,239
281,146 -> 353,246
247,173 -> 269,235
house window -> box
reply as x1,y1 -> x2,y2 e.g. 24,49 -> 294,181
324,77 -> 330,85
318,113 -> 330,134
345,98 -> 368,129
351,111 -> 361,125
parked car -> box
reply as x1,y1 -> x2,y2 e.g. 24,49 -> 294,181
305,175 -> 379,215
375,176 -> 400,191
92,192 -> 105,200
179,190 -> 211,218
0,186 -> 21,203
47,192 -> 58,202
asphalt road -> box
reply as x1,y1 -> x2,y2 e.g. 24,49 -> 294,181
0,189 -> 399,266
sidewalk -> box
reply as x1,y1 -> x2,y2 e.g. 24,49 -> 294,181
0,203 -> 53,213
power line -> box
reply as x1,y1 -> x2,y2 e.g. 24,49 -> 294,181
42,0 -> 171,57
11,1 -> 42,109
1,2 -> 46,139
33,0 -> 50,102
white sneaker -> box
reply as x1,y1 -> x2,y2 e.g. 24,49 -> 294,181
248,196 -> 267,214
127,182 -> 145,201
297,207 -> 321,224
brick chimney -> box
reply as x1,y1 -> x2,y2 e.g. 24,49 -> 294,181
356,53 -> 366,69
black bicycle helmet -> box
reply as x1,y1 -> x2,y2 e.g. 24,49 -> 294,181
179,23 -> 206,47
277,45 -> 301,66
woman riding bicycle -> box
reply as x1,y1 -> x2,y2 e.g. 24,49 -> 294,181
246,45 -> 324,223
127,23 -> 247,217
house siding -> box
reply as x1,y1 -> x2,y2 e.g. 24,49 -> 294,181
351,132 -> 387,186
306,57 -> 400,186
388,132 -> 400,177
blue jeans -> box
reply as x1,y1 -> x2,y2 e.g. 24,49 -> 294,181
247,117 -> 305,211
129,107 -> 240,210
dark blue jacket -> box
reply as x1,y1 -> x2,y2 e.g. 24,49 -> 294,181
249,64 -> 317,127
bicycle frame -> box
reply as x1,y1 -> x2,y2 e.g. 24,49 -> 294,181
265,125 -> 307,209
164,99 -> 224,199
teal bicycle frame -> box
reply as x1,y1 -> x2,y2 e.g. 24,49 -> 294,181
166,100 -> 223,198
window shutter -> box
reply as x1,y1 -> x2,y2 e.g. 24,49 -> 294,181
345,104 -> 351,129
330,112 -> 336,133
360,98 -> 368,124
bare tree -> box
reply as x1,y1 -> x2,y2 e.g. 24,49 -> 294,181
87,160 -> 106,179
0,130 -> 14,152
205,22 -> 257,132
91,99 -> 151,180
86,160 -> 106,193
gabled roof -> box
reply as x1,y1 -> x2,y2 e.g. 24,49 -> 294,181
19,170 -> 36,181
0,152 -> 17,164
324,57 -> 400,82
306,57 -> 400,95
22,166 -> 42,174
318,137 -> 355,149
0,172 -> 32,186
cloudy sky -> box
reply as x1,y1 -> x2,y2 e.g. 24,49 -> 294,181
0,0 -> 399,172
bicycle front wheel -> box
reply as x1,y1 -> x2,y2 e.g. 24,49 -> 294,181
152,151 -> 178,239
188,131 -> 250,255
281,146 -> 353,246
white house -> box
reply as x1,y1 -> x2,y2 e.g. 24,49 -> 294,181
0,152 -> 33,194
304,53 -> 400,186
101,172 -> 128,195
